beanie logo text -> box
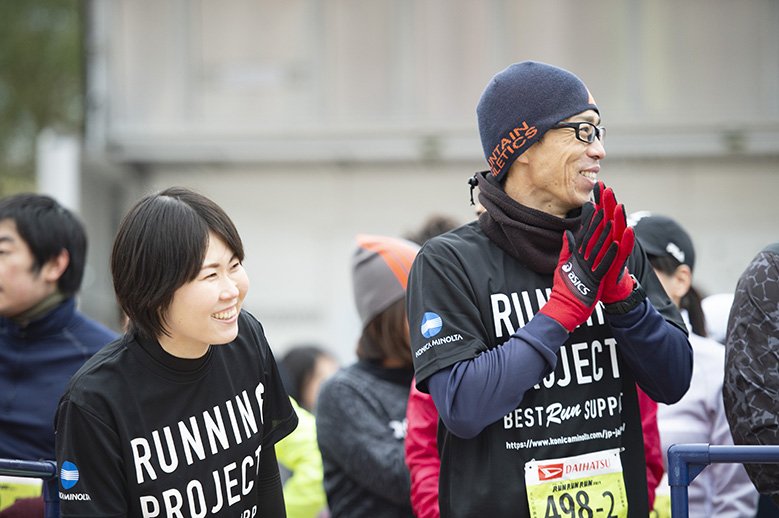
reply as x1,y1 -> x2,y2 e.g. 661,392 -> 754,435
488,122 -> 538,178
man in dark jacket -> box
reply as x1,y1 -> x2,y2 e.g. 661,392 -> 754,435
0,194 -> 116,513
723,242 -> 779,509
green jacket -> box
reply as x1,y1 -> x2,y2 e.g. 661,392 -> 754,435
276,398 -> 328,518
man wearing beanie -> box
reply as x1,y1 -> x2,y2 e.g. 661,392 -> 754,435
316,235 -> 419,518
406,61 -> 692,518
630,213 -> 759,518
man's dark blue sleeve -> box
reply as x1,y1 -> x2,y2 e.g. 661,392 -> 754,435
606,299 -> 692,404
429,299 -> 692,439
427,313 -> 568,439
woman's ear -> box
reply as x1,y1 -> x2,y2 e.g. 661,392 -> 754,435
672,264 -> 693,300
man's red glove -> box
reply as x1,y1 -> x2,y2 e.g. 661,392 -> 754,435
592,182 -> 637,304
540,203 -> 618,332
600,204 -> 636,303
590,182 -> 617,265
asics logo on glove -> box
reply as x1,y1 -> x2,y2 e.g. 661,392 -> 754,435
561,261 -> 593,299
562,261 -> 595,306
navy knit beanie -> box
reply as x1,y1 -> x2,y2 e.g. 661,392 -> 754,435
477,61 -> 599,182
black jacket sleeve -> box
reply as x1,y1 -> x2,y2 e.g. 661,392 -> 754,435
723,243 -> 779,505
255,445 -> 287,517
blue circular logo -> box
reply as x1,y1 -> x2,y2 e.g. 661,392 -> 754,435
60,461 -> 79,490
421,312 -> 443,338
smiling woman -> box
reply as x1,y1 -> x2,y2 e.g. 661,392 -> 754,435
157,233 -> 249,358
54,186 -> 298,518
110,187 -> 246,346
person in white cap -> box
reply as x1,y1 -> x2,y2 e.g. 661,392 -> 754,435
631,212 -> 758,518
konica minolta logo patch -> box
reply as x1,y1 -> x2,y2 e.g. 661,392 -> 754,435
60,461 -> 79,489
416,314 -> 463,358
421,312 -> 443,338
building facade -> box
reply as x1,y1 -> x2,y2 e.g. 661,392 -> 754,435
76,0 -> 779,361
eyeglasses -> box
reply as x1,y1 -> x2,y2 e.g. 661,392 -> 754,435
550,121 -> 606,144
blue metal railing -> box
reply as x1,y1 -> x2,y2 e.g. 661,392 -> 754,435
4,445 -> 779,518
0,458 -> 59,518
667,443 -> 779,518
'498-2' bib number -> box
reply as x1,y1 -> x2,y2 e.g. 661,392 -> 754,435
524,448 -> 627,518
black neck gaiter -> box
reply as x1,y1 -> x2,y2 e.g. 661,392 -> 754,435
476,171 -> 582,274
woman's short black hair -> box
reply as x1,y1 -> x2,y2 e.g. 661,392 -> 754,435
111,187 -> 244,341
0,193 -> 86,297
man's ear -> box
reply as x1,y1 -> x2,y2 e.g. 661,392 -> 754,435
42,249 -> 70,282
516,148 -> 532,165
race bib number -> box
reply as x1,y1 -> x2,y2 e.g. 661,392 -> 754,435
524,448 -> 627,518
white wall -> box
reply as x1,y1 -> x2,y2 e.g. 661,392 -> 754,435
603,155 -> 779,297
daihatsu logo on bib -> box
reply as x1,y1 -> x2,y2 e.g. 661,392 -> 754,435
538,463 -> 564,481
